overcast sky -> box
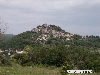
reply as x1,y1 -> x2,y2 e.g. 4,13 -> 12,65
0,0 -> 100,36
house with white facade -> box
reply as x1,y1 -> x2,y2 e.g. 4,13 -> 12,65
16,50 -> 23,54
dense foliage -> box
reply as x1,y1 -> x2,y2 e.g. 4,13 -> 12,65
0,54 -> 12,66
13,45 -> 100,73
0,31 -> 40,50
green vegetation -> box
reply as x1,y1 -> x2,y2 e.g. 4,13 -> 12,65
0,24 -> 100,75
13,45 -> 100,73
0,64 -> 61,75
0,19 -> 8,44
0,65 -> 100,75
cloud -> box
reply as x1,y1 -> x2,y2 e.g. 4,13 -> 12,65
0,0 -> 100,35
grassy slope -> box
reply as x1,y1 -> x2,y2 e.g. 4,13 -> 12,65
0,64 -> 100,75
0,64 -> 61,75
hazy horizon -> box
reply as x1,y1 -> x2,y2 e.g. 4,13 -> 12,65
0,0 -> 100,36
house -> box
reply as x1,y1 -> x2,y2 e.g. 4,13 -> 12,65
82,36 -> 87,39
66,38 -> 70,41
51,30 -> 56,34
37,25 -> 42,29
41,28 -> 47,33
65,34 -> 70,37
37,38 -> 42,41
53,35 -> 57,38
8,52 -> 11,56
61,33 -> 64,37
0,49 -> 4,53
70,34 -> 74,36
32,28 -> 38,33
10,54 -> 14,60
43,23 -> 48,27
42,36 -> 46,40
5,50 -> 8,51
16,50 -> 23,54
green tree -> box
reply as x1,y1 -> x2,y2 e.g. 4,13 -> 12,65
24,45 -> 33,60
0,19 -> 8,44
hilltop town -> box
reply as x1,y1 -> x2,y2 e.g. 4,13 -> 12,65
0,23 -> 87,56
0,23 -> 100,74
31,23 -> 86,41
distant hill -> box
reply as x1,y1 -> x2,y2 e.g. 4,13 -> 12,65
4,34 -> 16,42
0,23 -> 100,50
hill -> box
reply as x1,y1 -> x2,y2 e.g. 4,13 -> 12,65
0,23 -> 100,73
0,23 -> 100,50
0,24 -> 81,49
4,34 -> 16,42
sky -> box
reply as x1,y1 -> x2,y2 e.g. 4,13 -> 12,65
0,0 -> 100,36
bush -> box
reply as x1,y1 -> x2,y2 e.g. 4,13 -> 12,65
60,61 -> 73,75
0,54 -> 12,66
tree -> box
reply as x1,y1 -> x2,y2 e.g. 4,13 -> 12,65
23,45 -> 33,60
24,45 -> 33,54
0,18 -> 8,44
0,18 -> 11,66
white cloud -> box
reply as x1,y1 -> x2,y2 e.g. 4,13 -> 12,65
0,0 -> 100,35
0,0 -> 94,12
